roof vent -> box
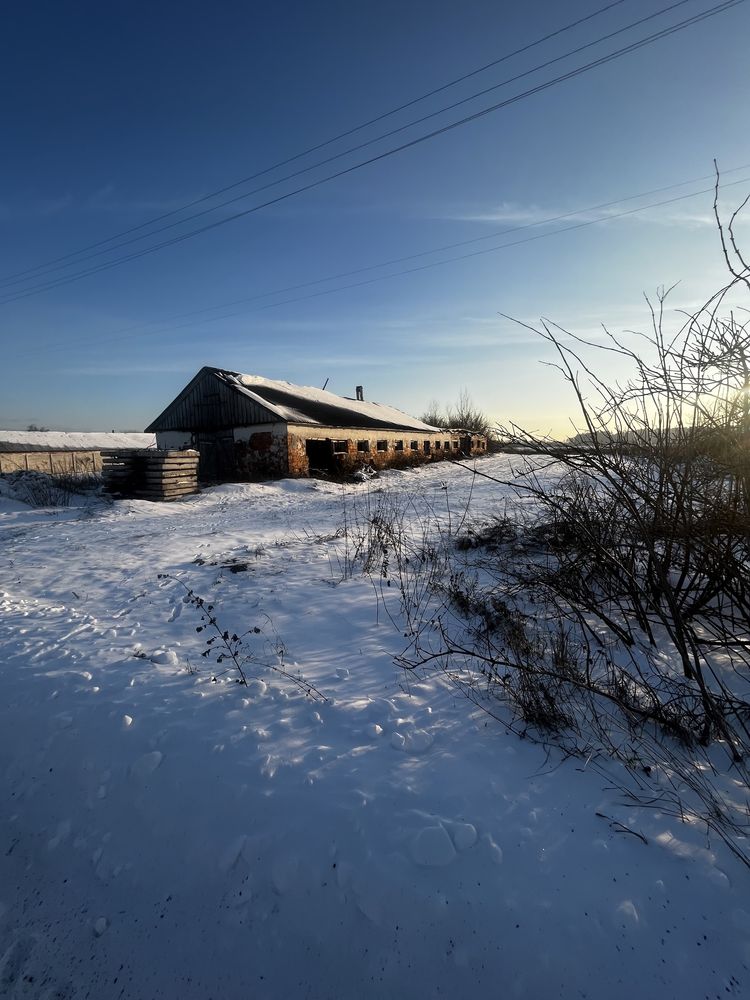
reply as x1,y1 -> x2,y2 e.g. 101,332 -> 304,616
355,386 -> 364,401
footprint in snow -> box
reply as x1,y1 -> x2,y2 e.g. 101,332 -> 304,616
614,899 -> 639,929
707,867 -> 730,889
219,835 -> 247,874
260,754 -> 277,779
0,936 -> 35,989
150,649 -> 178,666
130,750 -> 163,779
352,876 -> 389,926
411,825 -> 456,867
271,854 -> 300,895
444,820 -> 478,852
391,728 -> 434,753
47,819 -> 72,851
482,833 -> 504,865
0,935 -> 69,999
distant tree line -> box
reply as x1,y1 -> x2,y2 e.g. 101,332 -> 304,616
421,389 -> 493,438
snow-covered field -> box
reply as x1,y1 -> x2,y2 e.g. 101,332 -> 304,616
0,457 -> 747,999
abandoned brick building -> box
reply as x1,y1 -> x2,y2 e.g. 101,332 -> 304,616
145,367 -> 486,480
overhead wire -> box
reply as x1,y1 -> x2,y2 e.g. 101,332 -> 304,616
10,168 -> 750,362
0,0 -> 631,286
0,0 -> 744,305
253,176 -> 750,312
1,0 -> 740,304
0,0 -> 704,294
173,161 -> 750,311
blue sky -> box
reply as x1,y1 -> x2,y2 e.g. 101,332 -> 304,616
1,0 -> 749,435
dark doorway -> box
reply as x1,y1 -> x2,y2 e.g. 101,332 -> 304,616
305,439 -> 332,475
197,431 -> 236,481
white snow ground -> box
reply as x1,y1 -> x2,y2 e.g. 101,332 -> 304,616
0,457 -> 747,999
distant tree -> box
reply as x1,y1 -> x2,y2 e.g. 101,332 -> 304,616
26,423 -> 49,432
421,389 -> 493,437
447,388 -> 493,437
421,399 -> 447,428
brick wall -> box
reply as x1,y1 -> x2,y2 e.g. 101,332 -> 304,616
234,424 -> 289,478
286,426 -> 463,477
154,423 -> 486,481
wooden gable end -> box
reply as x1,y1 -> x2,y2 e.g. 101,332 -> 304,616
145,368 -> 280,433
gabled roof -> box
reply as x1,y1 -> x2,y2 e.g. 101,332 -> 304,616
146,367 -> 440,433
0,431 -> 156,453
221,371 -> 440,431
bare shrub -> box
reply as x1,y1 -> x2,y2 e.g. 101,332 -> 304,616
159,574 -> 327,701
494,298 -> 750,750
422,388 -> 493,438
364,175 -> 750,863
4,471 -> 102,507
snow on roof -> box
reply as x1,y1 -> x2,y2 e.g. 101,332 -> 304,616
217,370 -> 440,433
0,431 -> 157,453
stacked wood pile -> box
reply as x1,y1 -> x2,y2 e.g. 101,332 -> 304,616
101,449 -> 200,501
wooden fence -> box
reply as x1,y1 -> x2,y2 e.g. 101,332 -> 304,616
0,450 -> 101,475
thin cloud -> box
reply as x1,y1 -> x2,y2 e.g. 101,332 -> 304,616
0,188 -> 180,220
0,194 -> 74,219
448,201 -> 568,225
84,184 -> 193,216
446,199 -> 750,230
284,354 -> 391,370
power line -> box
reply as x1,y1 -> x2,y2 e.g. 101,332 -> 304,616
179,162 -> 750,309
0,0 -> 702,295
254,176 -> 750,311
89,165 -> 750,319
0,0 -> 742,307
10,169 -> 750,362
0,0 -> 630,287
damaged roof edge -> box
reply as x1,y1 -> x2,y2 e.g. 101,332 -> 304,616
220,368 -> 442,432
